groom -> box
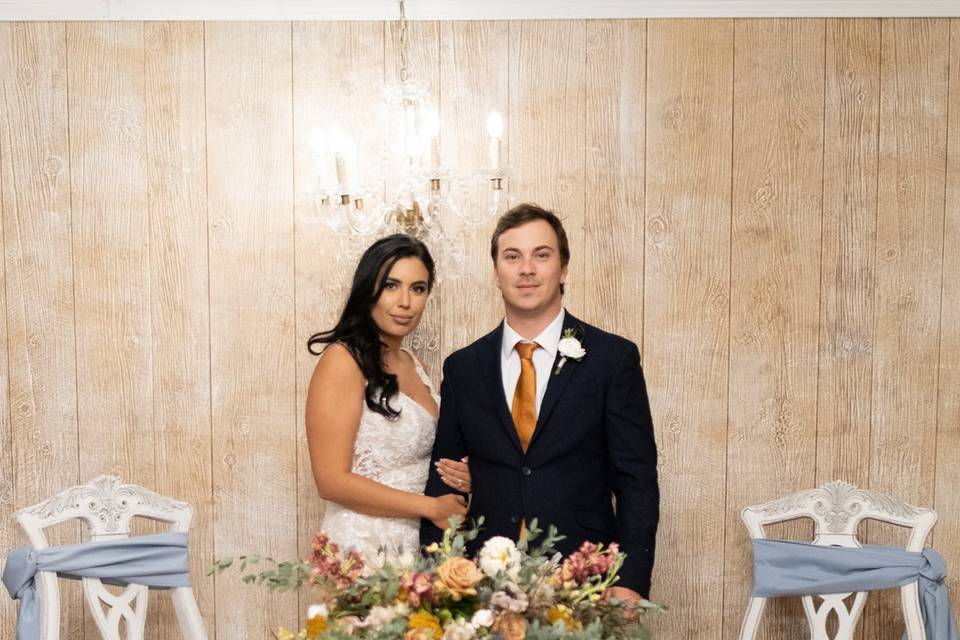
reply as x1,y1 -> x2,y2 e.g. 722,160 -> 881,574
421,203 -> 659,601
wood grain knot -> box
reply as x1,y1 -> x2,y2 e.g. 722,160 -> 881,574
16,64 -> 34,87
663,98 -> 684,129
42,156 -> 65,180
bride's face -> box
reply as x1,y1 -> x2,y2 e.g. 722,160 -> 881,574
371,257 -> 431,340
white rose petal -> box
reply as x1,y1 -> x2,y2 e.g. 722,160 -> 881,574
558,337 -> 586,359
478,536 -> 521,579
443,621 -> 477,640
307,604 -> 328,620
471,610 -> 495,628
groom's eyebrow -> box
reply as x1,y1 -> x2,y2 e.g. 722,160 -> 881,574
503,245 -> 553,253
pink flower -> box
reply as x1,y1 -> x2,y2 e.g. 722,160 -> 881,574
559,541 -> 620,586
400,572 -> 436,607
307,532 -> 365,590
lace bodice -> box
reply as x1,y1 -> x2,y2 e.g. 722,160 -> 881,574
322,347 -> 438,565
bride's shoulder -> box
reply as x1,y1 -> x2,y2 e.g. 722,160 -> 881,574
311,342 -> 364,388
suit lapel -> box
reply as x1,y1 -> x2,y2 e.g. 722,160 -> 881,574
528,311 -> 585,452
475,323 -> 525,455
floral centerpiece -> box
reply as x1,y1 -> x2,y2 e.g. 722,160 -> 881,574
211,519 -> 664,640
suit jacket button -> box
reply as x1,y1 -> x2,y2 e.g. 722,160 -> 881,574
521,466 -> 532,477
510,515 -> 519,524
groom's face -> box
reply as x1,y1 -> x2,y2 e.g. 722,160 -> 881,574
493,220 -> 567,316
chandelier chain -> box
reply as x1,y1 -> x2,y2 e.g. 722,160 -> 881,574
398,0 -> 409,82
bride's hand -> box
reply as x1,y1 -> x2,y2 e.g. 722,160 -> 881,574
436,456 -> 471,493
428,493 -> 468,531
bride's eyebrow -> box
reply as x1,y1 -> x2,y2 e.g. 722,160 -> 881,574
385,276 -> 428,286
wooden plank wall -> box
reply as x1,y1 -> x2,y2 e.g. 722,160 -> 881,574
0,18 -> 957,640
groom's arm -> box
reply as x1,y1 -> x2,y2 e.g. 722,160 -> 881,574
420,356 -> 468,546
605,340 -> 659,598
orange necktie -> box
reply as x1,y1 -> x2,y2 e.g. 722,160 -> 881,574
511,341 -> 540,452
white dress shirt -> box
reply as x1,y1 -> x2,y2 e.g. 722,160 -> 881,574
500,308 -> 566,415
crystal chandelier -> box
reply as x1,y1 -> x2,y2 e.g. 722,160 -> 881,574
310,0 -> 509,275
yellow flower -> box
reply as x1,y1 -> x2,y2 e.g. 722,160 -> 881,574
408,610 -> 443,640
306,614 -> 328,638
277,627 -> 306,640
547,605 -> 582,630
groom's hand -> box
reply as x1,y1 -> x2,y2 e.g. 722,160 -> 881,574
603,586 -> 643,620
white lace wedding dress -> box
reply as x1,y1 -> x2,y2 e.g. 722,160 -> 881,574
322,348 -> 439,566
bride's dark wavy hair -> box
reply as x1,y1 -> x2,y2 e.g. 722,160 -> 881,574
307,234 -> 436,419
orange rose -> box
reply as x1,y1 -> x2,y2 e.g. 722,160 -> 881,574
492,612 -> 527,640
434,558 -> 482,601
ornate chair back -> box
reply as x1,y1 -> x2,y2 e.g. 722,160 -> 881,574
14,475 -> 206,640
738,480 -> 936,640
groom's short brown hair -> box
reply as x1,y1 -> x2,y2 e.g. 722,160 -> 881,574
489,203 -> 570,268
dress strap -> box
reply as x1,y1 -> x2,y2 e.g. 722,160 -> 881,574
400,347 -> 436,396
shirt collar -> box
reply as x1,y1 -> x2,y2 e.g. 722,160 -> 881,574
501,308 -> 566,360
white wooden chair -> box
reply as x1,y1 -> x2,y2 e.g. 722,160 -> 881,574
738,480 -> 937,640
13,475 -> 207,640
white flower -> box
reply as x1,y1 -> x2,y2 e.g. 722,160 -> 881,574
307,604 -> 328,620
470,609 -> 495,628
478,536 -> 522,579
365,603 -> 409,629
557,336 -> 586,360
395,550 -> 416,570
528,581 -> 556,608
490,581 -> 529,613
443,620 -> 477,640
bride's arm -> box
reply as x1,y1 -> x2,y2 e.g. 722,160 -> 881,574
305,344 -> 465,528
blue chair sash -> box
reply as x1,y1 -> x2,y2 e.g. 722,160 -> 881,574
752,539 -> 957,640
2,532 -> 191,640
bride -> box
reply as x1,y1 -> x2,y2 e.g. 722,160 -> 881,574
305,234 -> 470,564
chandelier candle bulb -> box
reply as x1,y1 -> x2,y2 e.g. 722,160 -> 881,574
486,111 -> 504,169
334,152 -> 347,188
421,108 -> 441,167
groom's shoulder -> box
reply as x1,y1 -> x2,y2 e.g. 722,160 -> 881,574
579,319 -> 639,360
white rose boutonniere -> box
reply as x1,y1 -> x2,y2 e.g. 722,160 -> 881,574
555,328 -> 586,374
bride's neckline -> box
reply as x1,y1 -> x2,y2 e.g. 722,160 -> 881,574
398,390 -> 438,420
395,347 -> 438,420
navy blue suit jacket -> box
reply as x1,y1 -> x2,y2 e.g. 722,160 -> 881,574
421,311 -> 659,597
